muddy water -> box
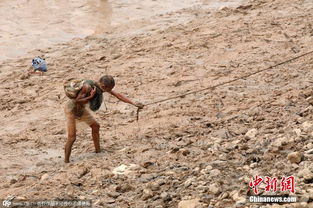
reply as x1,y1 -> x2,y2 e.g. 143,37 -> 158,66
0,0 -> 112,61
0,0 -> 247,62
0,0 -> 203,61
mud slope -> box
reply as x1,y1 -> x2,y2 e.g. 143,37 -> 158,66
1,0 -> 313,207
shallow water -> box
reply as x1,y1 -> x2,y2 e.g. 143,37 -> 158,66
0,0 -> 112,60
0,0 -> 244,61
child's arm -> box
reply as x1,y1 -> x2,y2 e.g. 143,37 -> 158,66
109,90 -> 144,109
75,85 -> 97,104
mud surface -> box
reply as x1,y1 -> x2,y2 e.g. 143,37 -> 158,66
1,0 -> 313,207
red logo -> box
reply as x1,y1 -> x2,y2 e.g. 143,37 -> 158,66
249,176 -> 263,194
265,176 -> 278,192
281,176 -> 295,193
249,176 -> 295,194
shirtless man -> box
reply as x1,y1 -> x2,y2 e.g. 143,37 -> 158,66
64,75 -> 143,163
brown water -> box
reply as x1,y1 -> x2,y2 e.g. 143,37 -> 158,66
0,0 -> 245,61
0,0 -> 112,60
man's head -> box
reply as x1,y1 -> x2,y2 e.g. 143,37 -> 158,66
99,75 -> 115,92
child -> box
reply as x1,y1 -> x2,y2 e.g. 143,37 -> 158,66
63,75 -> 144,163
28,57 -> 47,75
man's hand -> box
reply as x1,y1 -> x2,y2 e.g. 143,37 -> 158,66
135,102 -> 144,109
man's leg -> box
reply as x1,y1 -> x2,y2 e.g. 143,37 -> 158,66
64,107 -> 77,163
91,122 -> 100,153
81,109 -> 100,153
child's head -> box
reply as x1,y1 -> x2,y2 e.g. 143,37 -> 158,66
99,75 -> 115,92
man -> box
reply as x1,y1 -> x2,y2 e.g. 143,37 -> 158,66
64,75 -> 144,163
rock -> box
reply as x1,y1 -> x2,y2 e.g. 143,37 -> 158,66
94,199 -> 101,206
219,6 -> 229,11
245,128 -> 258,140
210,169 -> 221,177
250,163 -> 258,168
306,142 -> 313,150
308,189 -> 313,199
78,196 -> 86,200
112,164 -> 136,175
115,184 -> 133,193
184,178 -> 195,188
107,191 -> 120,198
288,152 -> 302,164
71,178 -> 83,187
302,121 -> 313,132
30,127 -> 37,131
40,173 -> 49,181
231,191 -> 246,207
112,54 -> 122,60
52,129 -> 65,135
293,202 -> 308,208
271,137 -> 291,147
142,188 -> 154,200
19,73 -> 30,80
200,194 -> 214,204
210,160 -> 227,166
304,172 -> 313,184
160,192 -> 171,202
10,178 -> 17,184
170,147 -> 180,153
99,56 -> 106,61
17,175 -> 26,182
106,198 -> 115,204
209,184 -> 221,195
36,162 -> 45,167
306,96 -> 313,105
182,149 -> 191,156
78,168 -> 89,178
157,178 -> 166,186
200,165 -> 213,174
139,173 -> 157,183
148,181 -> 160,191
297,168 -> 312,178
129,164 -> 141,171
141,161 -> 154,168
198,185 -> 209,193
193,167 -> 200,173
305,149 -> 313,154
178,198 -> 202,208
112,164 -> 127,174
294,128 -> 302,137
212,129 -> 229,139
219,192 -> 229,200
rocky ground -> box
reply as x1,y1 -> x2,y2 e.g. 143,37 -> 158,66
1,0 -> 313,207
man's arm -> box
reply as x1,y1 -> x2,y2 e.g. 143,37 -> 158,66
109,90 -> 144,109
75,85 -> 97,104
